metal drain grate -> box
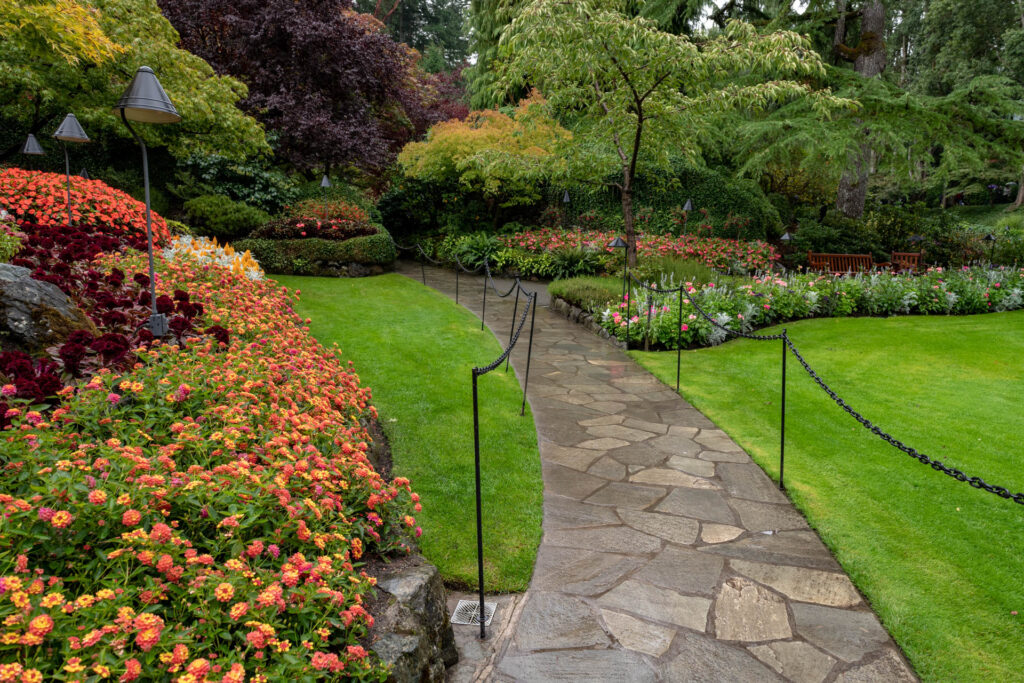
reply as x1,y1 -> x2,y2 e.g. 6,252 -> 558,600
451,599 -> 495,626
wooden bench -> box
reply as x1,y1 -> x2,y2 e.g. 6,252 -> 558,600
807,251 -> 874,275
891,251 -> 922,273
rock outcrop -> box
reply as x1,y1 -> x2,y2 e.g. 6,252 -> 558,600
0,264 -> 95,352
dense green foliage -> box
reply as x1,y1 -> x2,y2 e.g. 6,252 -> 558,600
276,273 -> 543,590
182,194 -> 270,241
633,313 -> 1024,681
236,230 -> 397,275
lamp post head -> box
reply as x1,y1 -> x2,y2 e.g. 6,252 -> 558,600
983,233 -> 997,242
320,175 -> 332,188
114,66 -> 180,124
79,168 -> 90,180
54,113 -> 90,143
780,231 -> 794,243
908,234 -> 925,244
20,134 -> 45,156
562,190 -> 570,204
683,198 -> 693,212
608,236 -> 627,249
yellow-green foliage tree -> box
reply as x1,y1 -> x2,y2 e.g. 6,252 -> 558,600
398,91 -> 570,215
0,0 -> 266,161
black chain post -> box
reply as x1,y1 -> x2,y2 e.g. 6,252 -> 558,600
644,294 -> 653,352
456,265 -> 460,304
470,369 -> 486,639
624,282 -> 631,351
481,267 -> 487,331
780,330 -> 787,491
506,286 -> 520,373
676,287 -> 683,392
521,292 -> 537,416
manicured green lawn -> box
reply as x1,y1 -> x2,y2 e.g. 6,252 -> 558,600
274,274 -> 542,592
633,312 -> 1024,682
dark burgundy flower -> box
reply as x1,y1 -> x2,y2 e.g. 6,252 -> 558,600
90,333 -> 131,363
204,325 -> 230,347
133,273 -> 150,288
67,330 -> 95,346
155,295 -> 175,315
173,289 -> 190,302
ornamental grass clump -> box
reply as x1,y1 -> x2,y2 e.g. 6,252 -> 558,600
0,228 -> 418,680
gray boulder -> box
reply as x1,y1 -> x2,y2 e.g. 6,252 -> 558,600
0,263 -> 95,352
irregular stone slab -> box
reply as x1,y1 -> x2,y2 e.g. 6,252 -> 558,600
731,560 -> 861,608
636,389 -> 682,402
717,463 -> 789,504
634,546 -> 723,596
587,456 -> 627,481
542,463 -> 608,501
695,429 -> 745,452
531,547 -> 645,595
601,610 -> 676,657
598,580 -> 711,631
668,425 -> 700,438
623,417 -> 669,434
529,384 -> 569,397
541,443 -> 603,471
630,468 -> 718,489
730,499 -> 810,532
550,393 -> 595,406
833,650 -> 917,682
545,525 -> 663,555
714,577 -> 792,642
698,449 -> 751,463
659,408 -> 716,429
662,630 -> 783,682
586,424 -> 656,442
701,524 -> 744,544
649,434 -> 702,458
543,496 -> 621,530
749,641 -> 836,683
585,481 -> 666,509
591,392 -> 644,403
576,437 -> 631,450
699,531 -> 838,571
656,488 -> 737,525
587,401 -> 628,414
618,509 -> 700,546
578,414 -> 625,427
498,650 -> 657,683
607,444 -> 669,467
588,359 -> 631,366
666,455 -> 717,478
792,603 -> 893,663
514,592 -> 609,651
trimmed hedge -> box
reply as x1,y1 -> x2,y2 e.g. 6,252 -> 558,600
183,193 -> 270,241
236,226 -> 397,276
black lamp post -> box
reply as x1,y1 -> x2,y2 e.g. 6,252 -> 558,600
114,65 -> 180,337
682,198 -> 693,234
20,134 -> 45,157
983,233 -> 996,264
320,175 -> 331,221
608,236 -> 628,302
53,114 -> 90,226
562,189 -> 570,230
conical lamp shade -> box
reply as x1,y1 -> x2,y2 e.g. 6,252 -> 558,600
20,134 -> 45,156
563,190 -> 570,203
320,175 -> 332,188
114,66 -> 180,124
79,168 -> 90,180
54,113 -> 89,142
608,236 -> 627,249
683,199 -> 693,212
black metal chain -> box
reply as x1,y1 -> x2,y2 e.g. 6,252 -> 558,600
454,254 -> 484,274
626,273 -> 686,295
483,260 -> 519,298
416,243 -> 444,266
782,336 -> 1024,505
474,293 -> 535,375
689,288 -> 786,341
393,241 -> 415,251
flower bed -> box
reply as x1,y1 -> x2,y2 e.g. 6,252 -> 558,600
500,227 -> 779,272
0,225 -> 417,680
0,169 -> 171,244
571,267 -> 1024,349
250,217 -> 379,242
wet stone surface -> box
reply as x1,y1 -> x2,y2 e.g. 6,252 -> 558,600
395,264 -> 916,683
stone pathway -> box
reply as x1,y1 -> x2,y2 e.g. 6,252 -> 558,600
395,262 -> 917,683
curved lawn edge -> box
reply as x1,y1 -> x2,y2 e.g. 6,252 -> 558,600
631,312 -> 1024,681
273,273 -> 543,592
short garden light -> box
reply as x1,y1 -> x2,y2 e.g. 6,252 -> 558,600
681,198 -> 693,233
608,235 -> 628,302
780,231 -> 793,243
114,65 -> 180,337
320,175 -> 332,221
53,113 -> 90,226
562,189 -> 570,229
983,233 -> 996,263
19,133 -> 45,156
79,168 -> 90,180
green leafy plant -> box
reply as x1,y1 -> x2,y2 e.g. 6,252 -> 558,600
183,194 -> 270,241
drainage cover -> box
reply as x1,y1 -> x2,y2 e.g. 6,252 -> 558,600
451,599 -> 496,626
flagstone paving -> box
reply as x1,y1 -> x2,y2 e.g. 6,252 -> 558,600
396,262 -> 917,683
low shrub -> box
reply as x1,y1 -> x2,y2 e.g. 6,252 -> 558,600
0,168 -> 170,243
0,213 -> 22,262
249,217 -> 379,242
288,198 -> 371,225
548,276 -> 622,311
549,246 -> 605,280
236,230 -> 397,275
182,194 -> 270,241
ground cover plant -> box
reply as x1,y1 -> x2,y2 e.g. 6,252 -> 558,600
631,313 -> 1024,681
274,274 -> 543,592
1,224 -> 417,680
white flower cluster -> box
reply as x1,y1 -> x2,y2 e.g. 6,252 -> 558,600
163,235 -> 264,280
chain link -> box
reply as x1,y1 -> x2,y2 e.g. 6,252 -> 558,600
474,292 -> 535,376
483,260 -> 519,298
454,254 -> 484,274
690,289 -> 786,341
626,273 -> 685,295
782,335 -> 1024,505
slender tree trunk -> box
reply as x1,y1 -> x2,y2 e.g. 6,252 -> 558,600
833,0 -> 848,65
1010,168 -> 1024,210
622,170 -> 637,267
836,0 -> 886,218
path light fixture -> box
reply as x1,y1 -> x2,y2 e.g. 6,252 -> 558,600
780,231 -> 794,244
114,65 -> 180,337
681,197 -> 693,234
562,189 -> 570,230
20,133 -> 45,157
608,235 -> 628,303
983,233 -> 997,264
908,234 -> 924,245
53,113 -> 90,226
79,168 -> 90,180
320,175 -> 331,221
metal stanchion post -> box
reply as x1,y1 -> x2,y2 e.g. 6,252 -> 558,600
471,370 -> 486,639
780,330 -> 787,491
644,294 -> 653,352
521,293 -> 537,417
505,286 -> 520,372
676,287 -> 683,391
